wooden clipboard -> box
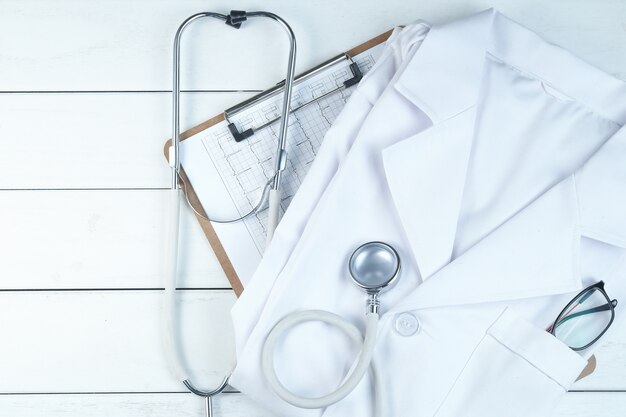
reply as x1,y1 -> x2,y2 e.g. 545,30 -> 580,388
163,30 -> 393,297
163,29 -> 597,380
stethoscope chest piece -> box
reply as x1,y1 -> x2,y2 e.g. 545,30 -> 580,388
262,241 -> 401,410
349,241 -> 400,313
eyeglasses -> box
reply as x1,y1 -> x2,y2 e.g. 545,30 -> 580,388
548,281 -> 618,351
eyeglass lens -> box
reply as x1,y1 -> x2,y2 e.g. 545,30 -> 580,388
553,288 -> 614,350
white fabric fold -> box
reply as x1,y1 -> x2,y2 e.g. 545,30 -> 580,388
230,10 -> 626,417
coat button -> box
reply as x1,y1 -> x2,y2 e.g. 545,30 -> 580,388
394,312 -> 420,336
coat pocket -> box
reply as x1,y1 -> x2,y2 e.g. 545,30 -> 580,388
434,307 -> 588,417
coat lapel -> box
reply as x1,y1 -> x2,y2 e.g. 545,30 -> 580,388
382,108 -> 476,280
381,9 -> 626,309
378,10 -> 498,280
390,175 -> 584,312
392,9 -> 495,123
389,125 -> 626,312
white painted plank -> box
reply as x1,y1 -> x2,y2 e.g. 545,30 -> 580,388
1,186 -> 625,386
572,318 -> 626,391
0,391 -> 624,417
1,1 -> 626,91
0,290 -> 236,393
0,393 -> 271,417
0,290 -> 625,392
0,92 -> 249,189
2,2 -> 626,414
555,392 -> 626,417
0,189 -> 228,289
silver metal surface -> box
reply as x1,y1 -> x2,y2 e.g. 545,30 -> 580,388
252,11 -> 297,191
349,241 -> 400,314
224,54 -> 359,136
178,172 -> 274,224
349,241 -> 400,294
170,11 -> 296,223
224,53 -> 346,116
184,377 -> 229,417
172,12 -> 227,190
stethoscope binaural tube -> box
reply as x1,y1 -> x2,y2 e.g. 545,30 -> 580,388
164,10 -> 297,417
261,242 -> 400,414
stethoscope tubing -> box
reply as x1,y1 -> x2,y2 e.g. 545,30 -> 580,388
261,310 -> 382,411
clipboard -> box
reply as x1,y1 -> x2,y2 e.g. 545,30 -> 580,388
163,28 -> 598,380
164,30 -> 393,297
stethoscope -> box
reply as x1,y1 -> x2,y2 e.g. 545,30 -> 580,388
164,10 -> 296,417
262,241 -> 400,415
166,238 -> 400,416
164,10 -> 401,417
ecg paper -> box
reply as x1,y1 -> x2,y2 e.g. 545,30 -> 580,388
180,43 -> 385,284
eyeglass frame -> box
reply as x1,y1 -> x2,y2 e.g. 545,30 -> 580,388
549,281 -> 618,351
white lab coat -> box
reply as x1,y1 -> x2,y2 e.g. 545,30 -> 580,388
232,21 -> 432,352
231,9 -> 626,417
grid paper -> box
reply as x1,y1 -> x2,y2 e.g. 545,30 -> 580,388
195,46 -> 383,254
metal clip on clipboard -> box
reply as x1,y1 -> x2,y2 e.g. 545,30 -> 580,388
224,53 -> 363,142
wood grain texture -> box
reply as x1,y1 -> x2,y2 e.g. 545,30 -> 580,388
0,190 -> 229,289
0,394 -> 272,417
2,1 -> 626,416
0,392 -> 624,417
570,316 -> 626,390
0,290 -> 623,392
0,290 -> 237,392
1,1 -> 625,91
0,93 -> 250,190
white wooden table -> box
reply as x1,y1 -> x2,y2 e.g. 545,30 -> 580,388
0,1 -> 625,416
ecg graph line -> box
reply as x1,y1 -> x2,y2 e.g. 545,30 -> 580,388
200,52 -> 379,253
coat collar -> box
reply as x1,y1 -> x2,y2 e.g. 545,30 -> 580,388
393,9 -> 495,123
395,9 -> 626,125
382,9 -> 626,310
